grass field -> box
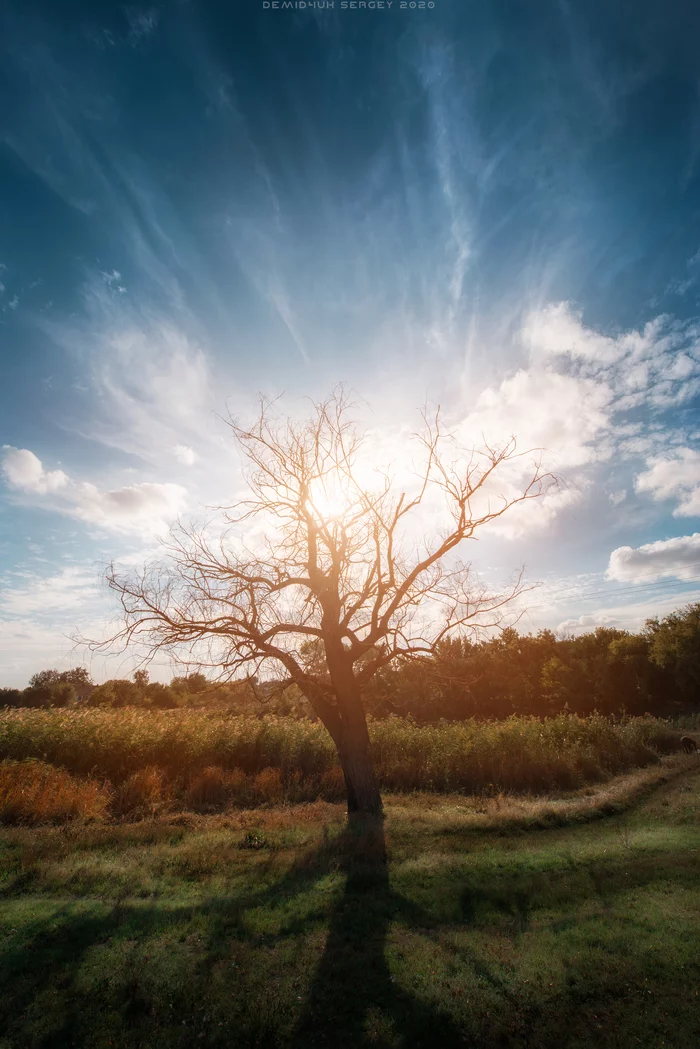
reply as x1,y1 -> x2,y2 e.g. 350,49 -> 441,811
1,756 -> 699,1048
0,710 -> 685,812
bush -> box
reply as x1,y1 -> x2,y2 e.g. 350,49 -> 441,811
21,682 -> 76,708
252,767 -> 283,803
318,766 -> 346,800
86,682 -> 118,707
145,683 -> 181,709
0,688 -> 23,708
0,759 -> 110,825
186,766 -> 248,808
114,766 -> 169,817
87,679 -> 143,708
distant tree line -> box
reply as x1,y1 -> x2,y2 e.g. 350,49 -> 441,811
0,667 -> 94,709
0,667 -> 216,711
362,606 -> 700,720
0,665 -> 304,715
2,602 -> 700,720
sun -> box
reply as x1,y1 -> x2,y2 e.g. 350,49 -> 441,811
306,476 -> 353,522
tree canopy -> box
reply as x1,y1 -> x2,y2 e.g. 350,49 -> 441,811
101,388 -> 551,814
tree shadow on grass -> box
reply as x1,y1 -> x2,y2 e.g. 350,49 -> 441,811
290,818 -> 468,1049
0,819 -> 470,1049
2,823 -> 699,1048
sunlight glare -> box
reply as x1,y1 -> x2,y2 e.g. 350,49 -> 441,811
307,475 -> 355,522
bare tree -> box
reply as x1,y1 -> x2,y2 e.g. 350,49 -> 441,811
101,388 -> 552,816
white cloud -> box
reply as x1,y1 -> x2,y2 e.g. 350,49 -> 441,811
455,302 -> 700,539
1,446 -> 187,535
1,447 -> 68,494
482,481 -> 583,540
457,303 -> 675,486
71,480 -> 186,532
607,533 -> 700,583
521,303 -> 680,369
635,448 -> 700,516
174,444 -> 198,465
668,353 -> 695,380
557,612 -> 621,634
522,302 -> 700,409
460,367 -> 613,470
522,302 -> 621,362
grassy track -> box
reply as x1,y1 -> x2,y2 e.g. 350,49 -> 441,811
1,758 -> 699,1048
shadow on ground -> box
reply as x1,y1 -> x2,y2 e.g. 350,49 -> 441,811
1,811 -> 699,1048
289,818 -> 467,1048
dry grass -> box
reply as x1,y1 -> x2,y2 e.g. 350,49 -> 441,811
0,709 -> 684,796
2,754 -> 690,833
0,709 -> 692,828
114,766 -> 171,817
384,755 -> 696,836
0,759 -> 110,825
185,766 -> 289,809
2,750 -> 695,828
186,766 -> 242,807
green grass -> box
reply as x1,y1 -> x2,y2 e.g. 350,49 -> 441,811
1,758 -> 699,1048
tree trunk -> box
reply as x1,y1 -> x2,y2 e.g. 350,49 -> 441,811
336,722 -> 383,817
333,680 -> 383,817
303,647 -> 383,817
311,681 -> 383,818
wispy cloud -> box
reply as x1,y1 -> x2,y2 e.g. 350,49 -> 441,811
417,40 -> 474,356
125,7 -> 160,45
41,271 -> 220,468
0,564 -> 99,617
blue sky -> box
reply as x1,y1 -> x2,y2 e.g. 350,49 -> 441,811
3,0 -> 700,685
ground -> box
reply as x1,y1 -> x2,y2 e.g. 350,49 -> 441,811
1,759 -> 699,1048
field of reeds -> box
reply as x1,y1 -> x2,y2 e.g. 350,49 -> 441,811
0,708 -> 687,824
